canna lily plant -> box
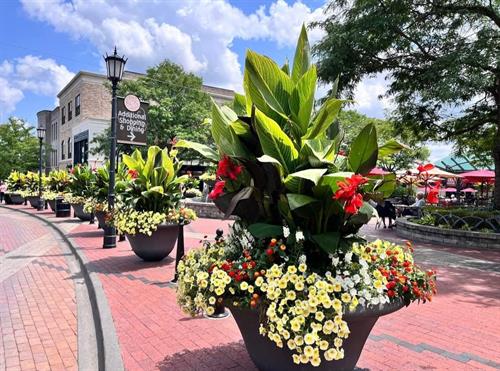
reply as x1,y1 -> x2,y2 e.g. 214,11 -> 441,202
66,164 -> 96,204
44,169 -> 71,200
176,25 -> 403,259
113,146 -> 196,236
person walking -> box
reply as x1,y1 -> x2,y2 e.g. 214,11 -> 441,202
0,181 -> 6,204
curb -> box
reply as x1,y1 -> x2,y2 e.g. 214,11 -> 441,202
1,205 -> 124,371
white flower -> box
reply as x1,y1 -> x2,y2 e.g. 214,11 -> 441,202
358,297 -> 366,306
296,231 -> 305,241
283,226 -> 290,238
349,288 -> 357,297
352,274 -> 361,284
331,257 -> 340,267
345,252 -> 353,263
298,255 -> 307,264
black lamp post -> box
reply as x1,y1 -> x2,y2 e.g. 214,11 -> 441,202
103,47 -> 127,249
36,126 -> 46,211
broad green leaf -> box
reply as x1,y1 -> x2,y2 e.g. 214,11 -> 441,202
144,146 -> 161,179
348,123 -> 378,175
289,66 -> 317,135
224,186 -> 253,219
174,139 -> 219,162
248,223 -> 284,238
304,98 -> 344,139
257,155 -> 284,174
148,186 -> 164,194
312,232 -> 340,254
281,60 -> 290,76
244,50 -> 293,122
286,193 -> 318,210
230,120 -> 253,142
211,101 -> 251,159
313,172 -> 353,197
254,109 -> 298,175
233,93 -> 248,115
350,202 -> 375,225
371,173 -> 397,198
284,168 -> 327,193
378,139 -> 409,158
300,139 -> 336,167
292,24 -> 311,82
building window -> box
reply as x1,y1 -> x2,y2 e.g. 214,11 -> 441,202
68,138 -> 72,159
75,95 -> 80,116
62,107 -> 66,125
61,140 -> 65,160
68,101 -> 72,121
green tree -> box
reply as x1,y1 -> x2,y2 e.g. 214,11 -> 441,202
313,0 -> 500,207
337,110 -> 430,171
0,117 -> 40,180
92,60 -> 211,157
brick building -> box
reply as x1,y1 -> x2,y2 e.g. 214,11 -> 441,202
37,71 -> 234,171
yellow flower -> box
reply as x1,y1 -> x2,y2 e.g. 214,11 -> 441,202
208,297 -> 216,305
319,340 -> 329,351
374,279 -> 383,289
240,282 -> 249,291
287,266 -> 297,274
298,263 -> 307,273
295,281 -> 304,291
255,276 -> 264,287
287,339 -> 296,350
304,345 -> 314,358
292,354 -> 300,364
324,348 -> 338,361
341,293 -> 351,303
315,311 -> 325,322
311,356 -> 321,367
304,333 -> 316,345
206,306 -> 215,315
294,336 -> 304,346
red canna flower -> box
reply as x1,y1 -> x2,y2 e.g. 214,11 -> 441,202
333,174 -> 368,215
216,156 -> 243,181
417,163 -> 434,173
209,180 -> 225,200
426,183 -> 440,204
128,169 -> 138,179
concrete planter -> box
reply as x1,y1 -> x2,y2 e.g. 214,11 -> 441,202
5,193 -> 24,205
126,224 -> 178,261
230,300 -> 404,371
71,203 -> 92,221
396,217 -> 500,249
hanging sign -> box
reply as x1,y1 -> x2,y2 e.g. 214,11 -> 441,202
116,94 -> 148,145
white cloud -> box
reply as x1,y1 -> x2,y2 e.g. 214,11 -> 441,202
427,142 -> 454,163
0,56 -> 74,119
352,73 -> 394,118
20,0 -> 329,90
0,78 -> 24,119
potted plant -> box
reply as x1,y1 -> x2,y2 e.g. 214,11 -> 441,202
114,146 -> 196,261
84,162 -> 131,229
67,164 -> 95,221
45,170 -> 71,212
175,26 -> 436,370
21,172 -> 45,208
4,171 -> 26,205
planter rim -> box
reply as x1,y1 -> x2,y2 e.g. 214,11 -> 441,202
227,298 -> 404,319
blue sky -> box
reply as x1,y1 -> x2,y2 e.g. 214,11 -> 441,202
0,0 -> 452,160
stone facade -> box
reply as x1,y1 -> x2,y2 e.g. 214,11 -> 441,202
38,70 -> 234,170
396,217 -> 500,249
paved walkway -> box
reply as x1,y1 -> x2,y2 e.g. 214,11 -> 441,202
1,204 -> 499,370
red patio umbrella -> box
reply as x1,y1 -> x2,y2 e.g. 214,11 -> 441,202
368,167 -> 390,176
460,188 -> 477,193
461,170 -> 494,183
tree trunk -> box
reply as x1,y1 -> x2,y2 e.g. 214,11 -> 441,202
494,78 -> 500,210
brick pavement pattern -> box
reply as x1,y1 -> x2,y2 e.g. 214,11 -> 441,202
2,204 -> 500,371
0,208 -> 77,371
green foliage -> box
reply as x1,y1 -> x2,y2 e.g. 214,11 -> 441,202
5,171 -> 26,192
313,0 -> 500,206
176,26 -> 403,261
120,146 -> 188,213
336,110 -> 429,171
68,164 -> 96,199
46,170 -> 70,193
0,117 -> 40,180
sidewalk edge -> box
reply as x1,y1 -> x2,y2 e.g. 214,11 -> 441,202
1,205 -> 125,371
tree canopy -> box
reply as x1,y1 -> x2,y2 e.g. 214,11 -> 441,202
0,117 -> 40,180
313,0 -> 500,207
337,110 -> 430,171
92,60 -> 212,157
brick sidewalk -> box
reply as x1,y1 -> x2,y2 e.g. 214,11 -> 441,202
0,208 -> 77,371
2,204 -> 500,370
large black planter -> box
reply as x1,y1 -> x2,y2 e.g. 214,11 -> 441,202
5,193 -> 24,205
95,210 -> 107,229
71,203 -> 92,221
27,195 -> 41,208
230,300 -> 404,371
126,224 -> 178,261
48,199 -> 57,212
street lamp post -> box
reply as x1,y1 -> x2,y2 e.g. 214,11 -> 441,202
103,47 -> 127,249
36,126 -> 46,211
